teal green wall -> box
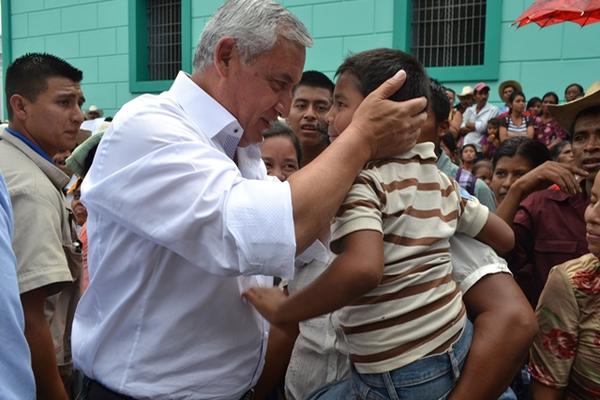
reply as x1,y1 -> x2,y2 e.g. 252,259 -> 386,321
3,0 -> 600,116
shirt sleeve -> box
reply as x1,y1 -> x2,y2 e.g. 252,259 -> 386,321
11,191 -> 72,294
330,170 -> 383,253
82,109 -> 296,279
529,264 -> 580,389
449,233 -> 511,294
456,192 -> 489,238
460,108 -> 473,129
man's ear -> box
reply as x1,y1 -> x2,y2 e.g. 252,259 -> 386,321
213,37 -> 237,78
437,120 -> 450,137
9,94 -> 29,121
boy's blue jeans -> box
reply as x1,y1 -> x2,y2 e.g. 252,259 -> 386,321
308,320 -> 473,400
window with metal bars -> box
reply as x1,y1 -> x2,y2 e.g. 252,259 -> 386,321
411,0 -> 486,68
146,0 -> 181,81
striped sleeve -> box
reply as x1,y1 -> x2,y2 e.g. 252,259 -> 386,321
331,170 -> 383,251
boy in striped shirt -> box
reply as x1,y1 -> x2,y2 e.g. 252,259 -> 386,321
245,48 -> 514,399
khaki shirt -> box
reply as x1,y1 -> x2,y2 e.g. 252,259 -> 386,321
0,130 -> 81,366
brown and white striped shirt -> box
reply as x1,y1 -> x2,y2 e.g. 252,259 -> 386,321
331,142 -> 488,374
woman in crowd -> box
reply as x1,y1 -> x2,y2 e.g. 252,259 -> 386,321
550,140 -> 574,166
460,143 -> 477,172
490,137 -> 551,209
527,96 -> 542,118
260,121 -> 302,182
529,172 -> 600,400
499,91 -> 534,142
534,92 -> 570,149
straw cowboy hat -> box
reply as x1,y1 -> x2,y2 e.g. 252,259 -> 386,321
498,80 -> 522,100
549,81 -> 600,132
458,86 -> 474,98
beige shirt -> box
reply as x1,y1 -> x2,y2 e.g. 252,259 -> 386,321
0,130 -> 80,366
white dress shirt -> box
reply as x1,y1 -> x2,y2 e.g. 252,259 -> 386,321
461,102 -> 499,150
72,72 -> 296,399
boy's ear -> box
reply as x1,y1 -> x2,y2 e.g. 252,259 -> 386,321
437,120 -> 450,137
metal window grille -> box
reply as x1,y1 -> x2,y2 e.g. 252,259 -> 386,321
147,0 -> 181,80
411,0 -> 486,67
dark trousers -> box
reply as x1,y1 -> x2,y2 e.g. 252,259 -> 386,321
78,377 -> 136,400
79,376 -> 255,400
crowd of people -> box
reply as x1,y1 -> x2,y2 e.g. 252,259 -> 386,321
1,0 -> 600,399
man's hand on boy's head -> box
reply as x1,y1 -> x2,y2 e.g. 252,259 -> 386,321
349,69 -> 428,160
243,286 -> 290,326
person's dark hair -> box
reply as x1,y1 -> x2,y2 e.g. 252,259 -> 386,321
294,70 -> 334,95
487,117 -> 500,128
550,140 -> 570,161
492,137 -> 550,170
5,52 -> 83,120
336,48 -> 430,106
440,132 -> 457,154
565,83 -> 584,97
508,90 -> 526,107
429,78 -> 450,126
473,159 -> 493,176
444,87 -> 456,104
262,120 -> 302,164
542,91 -> 559,104
461,143 -> 477,156
526,96 -> 541,110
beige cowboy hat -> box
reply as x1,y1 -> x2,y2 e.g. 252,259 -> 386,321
498,80 -> 523,100
549,81 -> 600,132
458,86 -> 474,98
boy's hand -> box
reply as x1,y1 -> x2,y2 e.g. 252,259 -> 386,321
348,69 -> 427,160
243,287 -> 289,326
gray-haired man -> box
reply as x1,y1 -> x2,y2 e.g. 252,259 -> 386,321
72,1 -> 426,399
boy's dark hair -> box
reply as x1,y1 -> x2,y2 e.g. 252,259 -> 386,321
429,78 -> 450,125
492,137 -> 550,170
487,118 -> 500,128
5,52 -> 83,120
262,120 -> 303,164
335,48 -> 430,106
294,70 -> 334,95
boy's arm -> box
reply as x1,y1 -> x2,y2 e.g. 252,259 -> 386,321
243,229 -> 384,326
474,211 -> 515,255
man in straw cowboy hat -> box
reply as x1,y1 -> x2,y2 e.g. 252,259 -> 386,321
508,81 -> 600,306
498,80 -> 523,115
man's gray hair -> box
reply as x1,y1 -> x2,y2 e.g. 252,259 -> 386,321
193,0 -> 312,71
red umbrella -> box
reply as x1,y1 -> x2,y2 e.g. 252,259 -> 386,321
514,0 -> 600,27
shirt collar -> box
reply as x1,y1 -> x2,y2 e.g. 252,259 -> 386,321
398,142 -> 437,160
5,127 -> 53,163
168,71 -> 243,159
0,129 -> 70,191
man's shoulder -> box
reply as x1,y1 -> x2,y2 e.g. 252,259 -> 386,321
522,187 -> 572,205
0,142 -> 55,197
